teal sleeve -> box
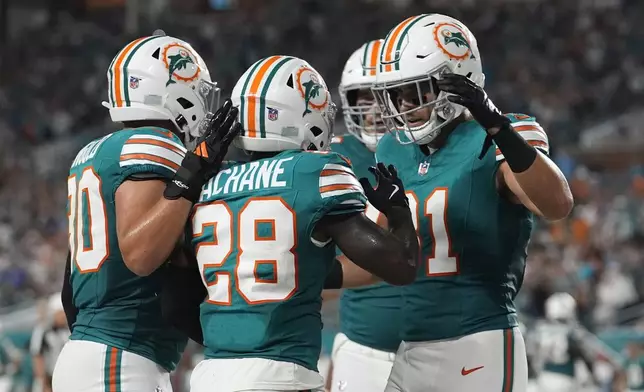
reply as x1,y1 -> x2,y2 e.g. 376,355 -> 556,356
113,127 -> 188,190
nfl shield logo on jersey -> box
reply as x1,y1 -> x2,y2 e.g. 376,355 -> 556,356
129,76 -> 140,89
267,107 -> 279,121
418,161 -> 430,175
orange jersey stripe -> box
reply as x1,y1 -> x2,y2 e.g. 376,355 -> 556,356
113,37 -> 146,108
109,347 -> 118,392
320,169 -> 354,177
513,124 -> 545,133
124,138 -> 185,155
247,56 -> 281,138
120,153 -> 180,170
153,128 -> 176,139
384,16 -> 415,72
319,184 -> 362,193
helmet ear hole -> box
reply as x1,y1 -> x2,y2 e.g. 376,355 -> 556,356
310,126 -> 323,137
177,97 -> 194,109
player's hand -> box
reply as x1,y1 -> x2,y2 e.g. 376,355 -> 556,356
436,73 -> 509,132
359,162 -> 409,215
164,99 -> 241,203
193,99 -> 242,179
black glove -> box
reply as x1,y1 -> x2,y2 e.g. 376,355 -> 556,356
164,99 -> 241,203
437,73 -> 538,169
436,73 -> 509,131
359,162 -> 408,215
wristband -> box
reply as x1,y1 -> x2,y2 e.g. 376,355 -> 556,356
491,123 -> 537,173
163,153 -> 205,203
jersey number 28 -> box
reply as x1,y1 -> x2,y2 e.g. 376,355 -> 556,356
192,197 -> 297,305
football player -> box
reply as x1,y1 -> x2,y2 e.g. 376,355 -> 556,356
52,32 -> 240,392
188,55 -> 419,392
535,293 -> 597,392
327,40 -> 402,392
371,14 -> 574,392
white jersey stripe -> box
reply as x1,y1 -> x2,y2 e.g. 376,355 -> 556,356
121,144 -> 184,167
319,174 -> 362,189
120,159 -> 176,172
322,163 -> 354,175
321,188 -> 365,198
128,134 -> 186,153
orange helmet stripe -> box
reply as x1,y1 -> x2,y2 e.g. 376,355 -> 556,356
368,40 -> 382,76
111,37 -> 148,108
246,56 -> 282,138
382,16 -> 416,72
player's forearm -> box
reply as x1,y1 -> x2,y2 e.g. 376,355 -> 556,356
490,123 -> 573,221
512,153 -> 573,220
331,211 -> 417,286
386,206 -> 420,273
354,207 -> 418,285
119,198 -> 193,276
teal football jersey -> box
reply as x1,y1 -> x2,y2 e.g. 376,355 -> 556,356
330,134 -> 404,352
67,127 -> 188,371
375,114 -> 548,342
534,322 -> 576,376
192,150 -> 367,371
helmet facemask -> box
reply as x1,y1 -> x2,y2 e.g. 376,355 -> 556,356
339,85 -> 386,151
169,79 -> 221,149
372,64 -> 462,145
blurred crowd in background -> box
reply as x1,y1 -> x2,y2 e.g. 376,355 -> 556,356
2,0 -> 644,390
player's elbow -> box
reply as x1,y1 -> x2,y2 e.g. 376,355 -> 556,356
382,256 -> 417,286
121,248 -> 157,277
542,191 -> 574,222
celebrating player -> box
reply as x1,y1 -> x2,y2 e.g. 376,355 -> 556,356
371,14 -> 574,392
52,32 -> 240,392
188,55 -> 419,392
327,39 -> 402,392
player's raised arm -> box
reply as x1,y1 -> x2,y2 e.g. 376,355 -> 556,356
320,163 -> 419,286
116,101 -> 240,276
437,74 -> 573,221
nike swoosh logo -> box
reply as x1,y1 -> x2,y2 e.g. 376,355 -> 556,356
461,366 -> 484,376
389,184 -> 399,199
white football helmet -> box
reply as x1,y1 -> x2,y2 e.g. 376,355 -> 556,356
232,56 -> 336,152
372,14 -> 485,145
102,32 -> 220,147
545,292 -> 577,322
339,39 -> 386,151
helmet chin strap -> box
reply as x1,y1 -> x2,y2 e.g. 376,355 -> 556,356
360,130 -> 384,152
163,93 -> 199,147
409,101 -> 463,146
